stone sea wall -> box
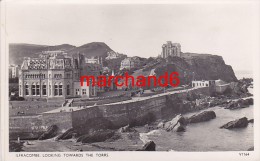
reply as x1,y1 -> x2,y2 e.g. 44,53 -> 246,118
9,115 -> 45,140
10,87 -> 210,139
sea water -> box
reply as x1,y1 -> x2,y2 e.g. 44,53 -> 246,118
141,87 -> 254,151
142,105 -> 253,151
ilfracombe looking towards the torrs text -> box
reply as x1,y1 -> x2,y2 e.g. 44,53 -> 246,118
9,41 -> 254,152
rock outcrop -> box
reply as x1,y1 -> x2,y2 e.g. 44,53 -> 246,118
138,141 -> 156,151
38,125 -> 58,140
158,114 -> 188,132
55,128 -> 75,140
76,129 -> 115,143
248,119 -> 254,123
188,111 -> 216,123
220,117 -> 248,129
224,98 -> 253,110
118,124 -> 137,133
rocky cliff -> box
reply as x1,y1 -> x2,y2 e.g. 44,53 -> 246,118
182,53 -> 237,82
144,53 -> 237,84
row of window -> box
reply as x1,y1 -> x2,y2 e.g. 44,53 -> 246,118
25,74 -> 46,79
23,83 -> 69,96
54,74 -> 62,78
192,82 -> 209,87
24,73 -> 73,79
21,84 -> 95,97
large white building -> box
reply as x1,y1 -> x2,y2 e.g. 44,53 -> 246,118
18,51 -> 102,99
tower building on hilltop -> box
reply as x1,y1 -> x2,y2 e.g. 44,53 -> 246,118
161,41 -> 181,58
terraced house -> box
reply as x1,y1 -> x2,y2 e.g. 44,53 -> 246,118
18,51 -> 101,99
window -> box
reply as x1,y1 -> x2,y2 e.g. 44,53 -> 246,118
76,89 -> 80,95
193,83 -> 195,87
42,83 -> 47,96
54,83 -> 58,96
91,87 -> 95,96
36,83 -> 40,95
25,83 -> 29,96
54,74 -> 62,79
82,89 -> 86,95
32,83 -> 36,96
19,85 -> 21,95
49,85 -> 51,96
67,84 -> 70,95
59,83 -> 63,96
206,84 -> 209,87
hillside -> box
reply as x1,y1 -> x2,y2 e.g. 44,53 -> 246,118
9,42 -> 111,65
42,44 -> 75,52
67,42 -> 113,58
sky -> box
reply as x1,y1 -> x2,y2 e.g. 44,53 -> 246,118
5,1 -> 259,71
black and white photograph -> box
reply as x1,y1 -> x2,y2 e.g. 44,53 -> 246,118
1,0 -> 260,161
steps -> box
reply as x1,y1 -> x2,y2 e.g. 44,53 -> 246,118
62,99 -> 74,107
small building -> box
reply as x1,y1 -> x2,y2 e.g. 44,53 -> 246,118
85,56 -> 102,64
215,79 -> 230,93
120,57 -> 142,70
120,58 -> 136,70
192,79 -> 231,94
192,80 -> 216,88
105,51 -> 125,60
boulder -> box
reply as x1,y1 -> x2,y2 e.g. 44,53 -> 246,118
188,111 -> 216,123
178,116 -> 188,126
220,117 -> 248,129
144,124 -> 156,131
157,122 -> 165,129
176,125 -> 186,132
245,98 -> 253,105
248,146 -> 254,151
162,115 -> 188,132
139,141 -> 156,151
118,124 -> 136,133
248,119 -> 254,123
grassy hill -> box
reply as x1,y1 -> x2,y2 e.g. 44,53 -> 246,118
67,42 -> 113,59
9,42 -> 112,65
9,43 -> 48,65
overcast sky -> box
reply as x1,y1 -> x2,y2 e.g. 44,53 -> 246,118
5,1 -> 259,71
